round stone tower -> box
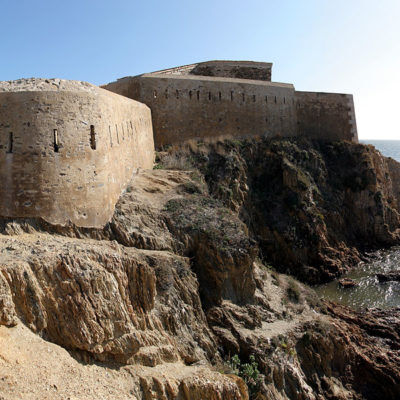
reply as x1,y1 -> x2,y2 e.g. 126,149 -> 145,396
0,78 -> 154,227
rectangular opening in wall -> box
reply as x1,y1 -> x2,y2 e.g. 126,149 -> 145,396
218,92 -> 222,101
116,124 -> 119,144
153,90 -> 157,99
90,125 -> 96,150
165,89 -> 168,99
265,96 -> 268,103
253,95 -> 256,102
176,90 -> 179,99
53,129 -> 59,152
109,126 -> 113,147
274,96 -> 277,104
242,93 -> 245,102
197,91 -> 200,100
7,132 -> 13,153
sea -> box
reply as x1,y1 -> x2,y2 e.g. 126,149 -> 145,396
361,140 -> 400,162
316,139 -> 400,309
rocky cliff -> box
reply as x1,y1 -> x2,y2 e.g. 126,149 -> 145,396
0,138 -> 399,399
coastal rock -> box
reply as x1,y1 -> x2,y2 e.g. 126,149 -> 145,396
376,271 -> 400,282
338,278 -> 357,288
1,139 -> 400,399
160,138 -> 400,283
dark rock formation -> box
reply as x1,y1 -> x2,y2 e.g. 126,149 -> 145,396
377,271 -> 400,282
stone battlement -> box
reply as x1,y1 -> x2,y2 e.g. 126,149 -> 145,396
104,60 -> 358,147
0,79 -> 154,227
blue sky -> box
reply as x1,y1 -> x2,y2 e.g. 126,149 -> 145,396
1,0 -> 399,139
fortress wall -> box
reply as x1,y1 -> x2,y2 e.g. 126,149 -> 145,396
295,91 -> 358,142
190,61 -> 272,81
0,89 -> 154,227
106,75 -> 297,147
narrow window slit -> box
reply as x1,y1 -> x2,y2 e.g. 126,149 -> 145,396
189,90 -> 192,99
165,89 -> 168,99
265,96 -> 268,103
208,92 -> 211,100
218,92 -> 222,101
116,124 -> 120,144
242,93 -> 245,102
53,129 -> 59,152
153,90 -> 157,98
7,132 -> 13,153
109,126 -> 113,147
176,90 -> 179,99
253,95 -> 256,102
90,125 -> 96,150
197,91 -> 200,100
274,96 -> 277,104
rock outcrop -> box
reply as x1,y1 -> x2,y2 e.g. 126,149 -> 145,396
1,138 -> 400,399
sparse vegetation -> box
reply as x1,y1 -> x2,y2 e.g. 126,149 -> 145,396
226,354 -> 260,397
286,277 -> 301,303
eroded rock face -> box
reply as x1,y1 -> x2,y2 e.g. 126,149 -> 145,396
163,138 -> 400,283
1,139 -> 400,399
0,235 -> 216,366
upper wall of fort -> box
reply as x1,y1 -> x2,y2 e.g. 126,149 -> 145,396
114,74 -> 297,147
0,78 -> 154,227
295,91 -> 358,142
104,60 -> 358,147
143,60 -> 273,81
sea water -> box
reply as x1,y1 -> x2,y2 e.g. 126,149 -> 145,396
315,248 -> 400,310
361,140 -> 400,162
316,140 -> 400,309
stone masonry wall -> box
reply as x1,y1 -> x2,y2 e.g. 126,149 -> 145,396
190,61 -> 272,81
295,91 -> 358,142
105,74 -> 296,147
0,80 -> 154,227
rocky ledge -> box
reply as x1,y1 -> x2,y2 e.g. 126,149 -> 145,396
0,137 -> 400,399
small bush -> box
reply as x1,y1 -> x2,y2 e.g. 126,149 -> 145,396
227,354 -> 260,396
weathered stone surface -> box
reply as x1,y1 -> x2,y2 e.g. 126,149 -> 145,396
0,78 -> 154,228
1,139 -> 400,399
160,138 -> 400,283
103,60 -> 357,147
0,234 -> 216,365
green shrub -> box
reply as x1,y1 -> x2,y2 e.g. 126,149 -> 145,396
227,354 -> 260,396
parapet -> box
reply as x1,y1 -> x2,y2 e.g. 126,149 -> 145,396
0,78 -> 154,227
149,60 -> 273,81
103,60 -> 358,147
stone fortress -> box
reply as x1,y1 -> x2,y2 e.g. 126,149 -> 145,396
0,60 -> 358,228
104,60 -> 358,147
